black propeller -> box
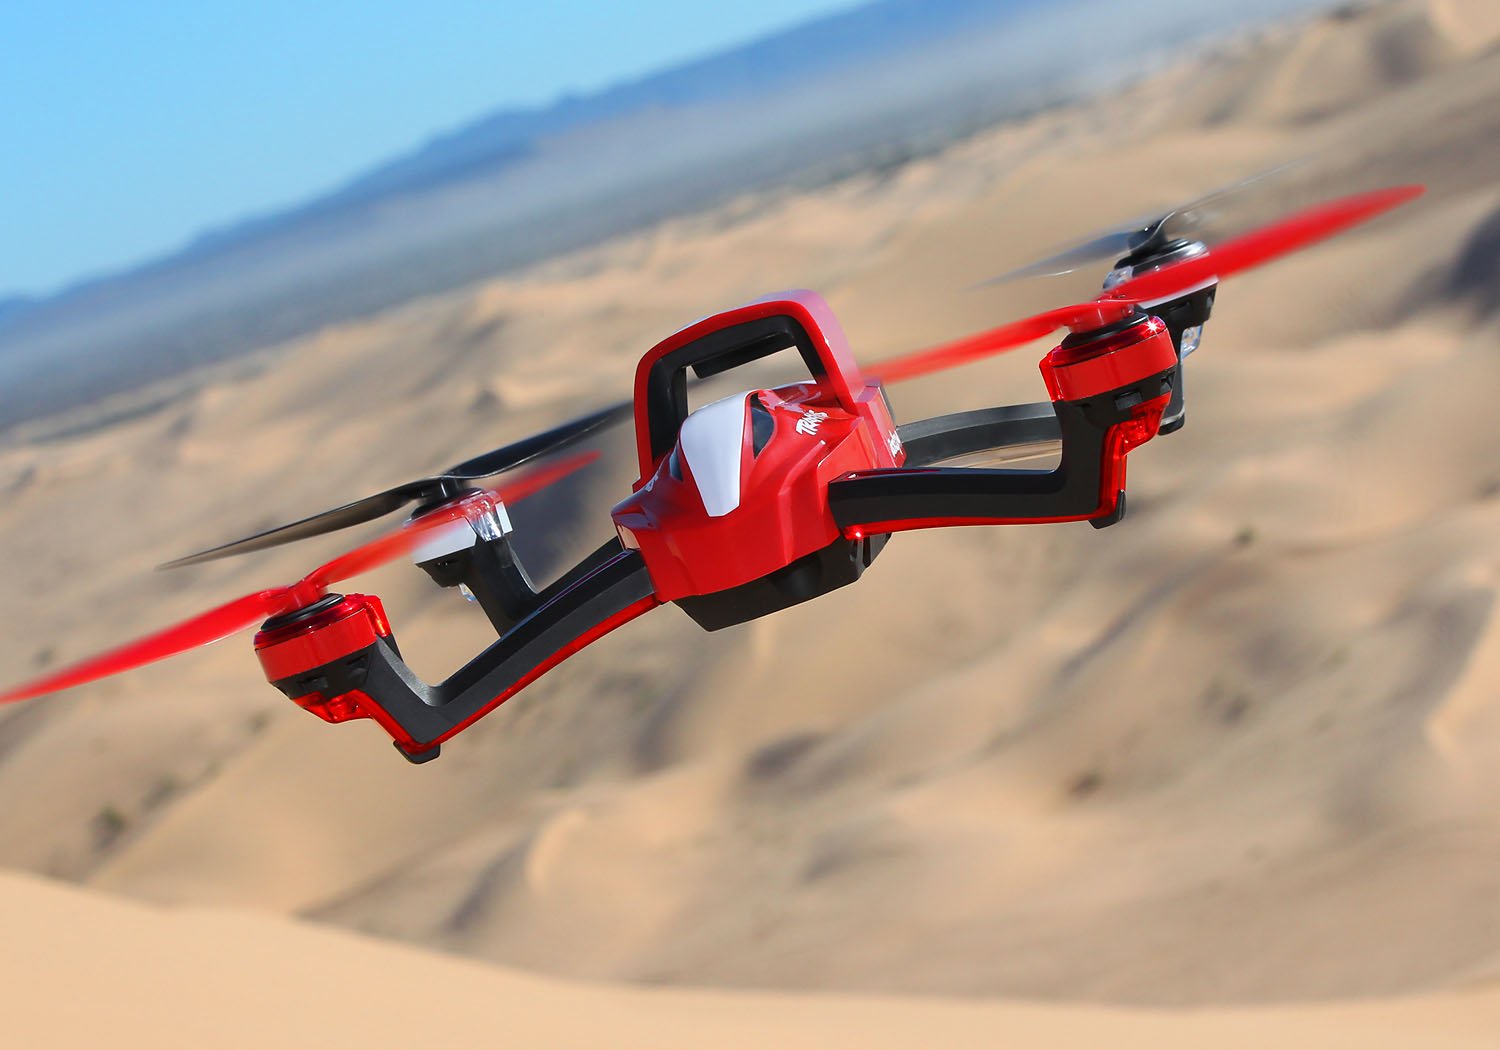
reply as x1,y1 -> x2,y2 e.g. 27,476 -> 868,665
161,399 -> 632,569
978,162 -> 1298,285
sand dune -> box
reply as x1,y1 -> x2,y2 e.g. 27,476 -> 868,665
6,869 -> 1500,1049
2,0 -> 1500,1040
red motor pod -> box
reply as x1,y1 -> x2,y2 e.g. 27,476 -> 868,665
1040,315 -> 1177,403
254,594 -> 393,723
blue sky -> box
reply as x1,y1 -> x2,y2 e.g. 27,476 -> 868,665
0,1 -> 857,297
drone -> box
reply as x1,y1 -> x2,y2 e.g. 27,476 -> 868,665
0,183 -> 1422,762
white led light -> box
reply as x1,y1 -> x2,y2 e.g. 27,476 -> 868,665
1180,324 -> 1204,358
469,501 -> 512,541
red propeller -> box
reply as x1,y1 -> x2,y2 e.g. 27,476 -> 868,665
0,451 -> 598,704
872,184 -> 1424,384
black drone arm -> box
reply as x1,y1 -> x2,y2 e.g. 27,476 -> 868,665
831,365 -> 1175,533
414,531 -> 635,636
265,542 -> 659,762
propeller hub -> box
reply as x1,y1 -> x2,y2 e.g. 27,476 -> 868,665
1106,239 -> 1209,291
1058,308 -> 1149,348
259,592 -> 345,632
409,482 -> 484,520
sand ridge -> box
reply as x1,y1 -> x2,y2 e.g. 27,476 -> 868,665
6,869 -> 1500,1049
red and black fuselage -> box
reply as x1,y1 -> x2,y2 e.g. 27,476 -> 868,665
259,289 -> 1182,761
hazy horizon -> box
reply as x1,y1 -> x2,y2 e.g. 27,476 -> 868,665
0,0 -> 1341,437
3,0 -> 1334,302
1,0 -> 862,298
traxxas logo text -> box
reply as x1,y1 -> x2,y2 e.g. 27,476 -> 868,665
795,410 -> 830,436
887,429 -> 903,459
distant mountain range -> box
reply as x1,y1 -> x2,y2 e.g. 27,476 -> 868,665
0,296 -> 32,328
0,0 -> 1330,431
169,0 -> 1054,266
295,0 -> 1057,218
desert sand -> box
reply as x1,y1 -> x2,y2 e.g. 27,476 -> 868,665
7,868 -> 1500,1048
3,0 -> 1500,1044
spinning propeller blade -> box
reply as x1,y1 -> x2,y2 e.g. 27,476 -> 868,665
978,162 -> 1298,285
161,399 -> 630,568
0,591 -> 291,704
872,302 -> 1134,384
872,185 -> 1422,384
1101,184 -> 1424,305
0,453 -> 598,704
300,453 -> 596,587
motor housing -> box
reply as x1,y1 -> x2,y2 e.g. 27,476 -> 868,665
255,593 -> 395,726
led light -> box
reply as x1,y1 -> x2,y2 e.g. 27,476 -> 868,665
1115,396 -> 1169,453
464,496 -> 512,541
1102,265 -> 1134,290
1179,324 -> 1204,358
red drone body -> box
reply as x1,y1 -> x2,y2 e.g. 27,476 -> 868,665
0,185 -> 1424,763
612,291 -> 903,605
